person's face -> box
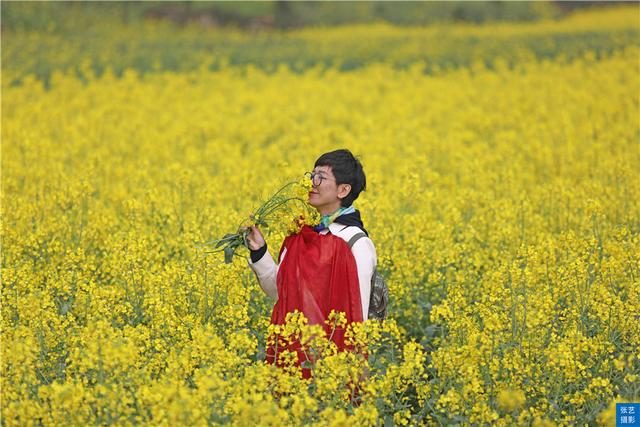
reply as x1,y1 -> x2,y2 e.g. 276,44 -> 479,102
308,166 -> 352,214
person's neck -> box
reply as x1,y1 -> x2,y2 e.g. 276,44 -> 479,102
317,203 -> 343,216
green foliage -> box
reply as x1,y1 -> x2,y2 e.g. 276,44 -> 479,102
1,1 -> 563,33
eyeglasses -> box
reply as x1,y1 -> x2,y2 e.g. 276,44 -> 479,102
305,171 -> 335,187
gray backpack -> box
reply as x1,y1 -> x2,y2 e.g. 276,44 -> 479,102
347,232 -> 389,321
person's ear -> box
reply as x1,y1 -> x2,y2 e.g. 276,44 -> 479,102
338,183 -> 352,200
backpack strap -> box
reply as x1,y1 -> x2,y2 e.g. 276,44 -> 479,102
347,232 -> 367,249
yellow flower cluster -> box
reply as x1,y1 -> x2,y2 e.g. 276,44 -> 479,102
2,6 -> 639,426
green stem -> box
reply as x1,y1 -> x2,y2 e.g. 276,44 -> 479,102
243,181 -> 299,224
258,197 -> 307,219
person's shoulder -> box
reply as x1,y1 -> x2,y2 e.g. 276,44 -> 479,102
329,223 -> 372,244
330,224 -> 377,263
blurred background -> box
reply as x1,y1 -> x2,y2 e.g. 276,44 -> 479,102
1,1 -> 629,31
3,1 -> 637,88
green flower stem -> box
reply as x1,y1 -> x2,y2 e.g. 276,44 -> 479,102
202,177 -> 313,264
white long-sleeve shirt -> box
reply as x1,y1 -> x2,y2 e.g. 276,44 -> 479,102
248,222 -> 377,320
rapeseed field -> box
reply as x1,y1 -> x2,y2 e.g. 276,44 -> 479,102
2,5 -> 639,426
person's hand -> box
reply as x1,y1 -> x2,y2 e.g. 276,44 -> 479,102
244,225 -> 266,251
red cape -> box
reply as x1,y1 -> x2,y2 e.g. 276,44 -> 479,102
266,225 -> 363,377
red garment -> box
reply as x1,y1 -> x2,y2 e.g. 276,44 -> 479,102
266,225 -> 363,378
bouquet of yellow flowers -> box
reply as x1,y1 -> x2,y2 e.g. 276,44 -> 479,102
202,174 -> 319,263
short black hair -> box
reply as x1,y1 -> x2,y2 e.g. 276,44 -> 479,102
314,149 -> 366,207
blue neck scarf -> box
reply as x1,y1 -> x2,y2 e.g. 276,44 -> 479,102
313,205 -> 355,232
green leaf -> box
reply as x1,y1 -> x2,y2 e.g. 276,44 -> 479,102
224,246 -> 235,264
215,233 -> 238,248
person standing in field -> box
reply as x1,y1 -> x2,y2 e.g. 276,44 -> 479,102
246,149 -> 377,376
